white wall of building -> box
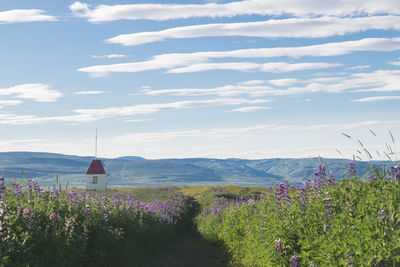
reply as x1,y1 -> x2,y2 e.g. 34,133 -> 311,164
86,174 -> 106,191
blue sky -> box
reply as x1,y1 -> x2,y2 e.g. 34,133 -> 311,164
0,0 -> 400,160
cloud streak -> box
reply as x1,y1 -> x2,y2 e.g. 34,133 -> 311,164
74,90 -> 104,95
107,16 -> 400,46
143,70 -> 400,97
167,62 -> 341,73
352,96 -> 400,102
0,98 -> 270,125
91,54 -> 127,59
0,84 -> 63,102
78,37 -> 400,75
0,9 -> 56,23
70,0 -> 400,22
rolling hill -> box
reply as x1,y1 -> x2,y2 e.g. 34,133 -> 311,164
0,152 -> 391,188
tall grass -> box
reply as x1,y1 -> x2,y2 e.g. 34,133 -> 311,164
196,163 -> 400,266
0,180 -> 194,266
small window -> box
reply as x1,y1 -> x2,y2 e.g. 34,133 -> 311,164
92,176 -> 98,184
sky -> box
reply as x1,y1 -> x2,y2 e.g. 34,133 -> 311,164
0,0 -> 400,160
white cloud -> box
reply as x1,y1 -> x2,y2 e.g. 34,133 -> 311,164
346,65 -> 371,70
0,84 -> 62,102
352,95 -> 400,102
260,62 -> 341,73
268,78 -> 299,87
143,70 -> 400,97
238,80 -> 266,86
107,16 -> 400,46
350,70 -> 400,92
78,37 -> 400,75
167,62 -> 260,73
0,100 -> 22,108
91,54 -> 127,59
230,106 -> 272,112
70,0 -> 400,22
388,58 -> 400,66
74,90 -> 104,95
0,9 -> 56,23
111,120 -> 388,144
74,98 -> 271,118
0,98 -> 270,125
167,61 -> 340,73
123,118 -> 153,122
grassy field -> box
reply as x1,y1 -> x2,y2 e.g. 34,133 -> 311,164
1,161 -> 400,266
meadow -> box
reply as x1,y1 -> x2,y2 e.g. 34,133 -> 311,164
1,161 -> 400,266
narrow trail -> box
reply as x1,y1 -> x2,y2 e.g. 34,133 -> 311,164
137,197 -> 230,267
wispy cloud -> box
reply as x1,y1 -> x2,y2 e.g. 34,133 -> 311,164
352,95 -> 400,102
346,65 -> 371,70
74,98 -> 271,118
107,16 -> 400,46
229,106 -> 272,112
0,84 -> 62,102
167,62 -> 341,73
0,9 -> 56,23
91,54 -> 127,59
388,57 -> 400,66
143,70 -> 400,97
78,37 -> 400,76
70,1 -> 400,22
0,98 -> 270,125
0,100 -> 22,108
111,120 -> 387,144
74,90 -> 104,95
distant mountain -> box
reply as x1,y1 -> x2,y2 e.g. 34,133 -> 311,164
0,151 -> 392,188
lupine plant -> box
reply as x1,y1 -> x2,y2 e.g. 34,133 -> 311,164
0,181 -> 193,266
196,162 -> 400,266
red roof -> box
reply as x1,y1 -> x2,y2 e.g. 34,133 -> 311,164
86,159 -> 106,175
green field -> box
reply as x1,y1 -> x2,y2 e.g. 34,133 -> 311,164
1,163 -> 400,266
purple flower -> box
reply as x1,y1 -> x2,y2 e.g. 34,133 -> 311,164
325,209 -> 333,215
290,254 -> 299,267
104,213 -> 109,223
274,239 -> 283,253
349,162 -> 356,176
49,211 -> 57,221
323,198 -> 331,203
368,174 -> 377,182
84,205 -> 90,216
23,208 -> 31,217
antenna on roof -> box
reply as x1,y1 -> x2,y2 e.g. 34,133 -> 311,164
95,128 -> 98,159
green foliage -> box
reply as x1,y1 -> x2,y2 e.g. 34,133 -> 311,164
0,182 -> 194,266
196,166 -> 400,266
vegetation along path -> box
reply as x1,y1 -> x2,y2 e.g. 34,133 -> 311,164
136,196 -> 231,267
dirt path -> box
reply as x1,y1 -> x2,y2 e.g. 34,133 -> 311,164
136,197 -> 230,267
137,230 -> 230,267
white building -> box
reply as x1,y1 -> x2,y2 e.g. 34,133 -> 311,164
86,159 -> 106,191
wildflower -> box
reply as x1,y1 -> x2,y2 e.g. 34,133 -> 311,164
349,162 -> 356,176
104,213 -> 109,224
290,254 -> 299,267
23,208 -> 31,217
49,211 -> 57,221
323,198 -> 331,203
377,208 -> 385,220
325,210 -> 333,215
274,239 -> 283,253
0,176 -> 8,242
84,205 -> 90,216
368,174 -> 377,182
